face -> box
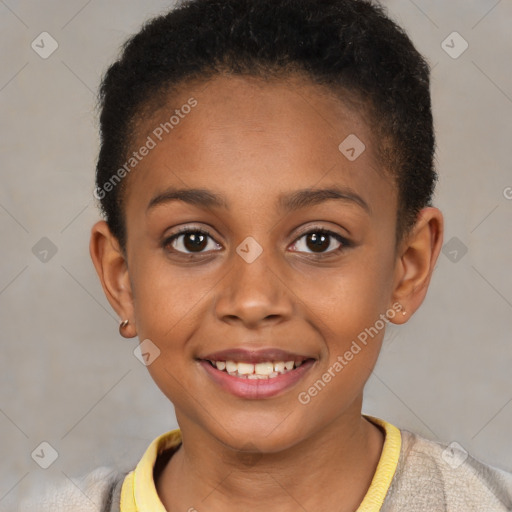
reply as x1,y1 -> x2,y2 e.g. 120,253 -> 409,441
115,74 -> 403,452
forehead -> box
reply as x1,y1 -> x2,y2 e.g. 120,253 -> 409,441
124,74 -> 394,220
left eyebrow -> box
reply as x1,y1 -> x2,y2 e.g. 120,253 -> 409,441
146,185 -> 370,215
278,186 -> 371,214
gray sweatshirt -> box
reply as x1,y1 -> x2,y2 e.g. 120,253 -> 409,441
19,427 -> 512,511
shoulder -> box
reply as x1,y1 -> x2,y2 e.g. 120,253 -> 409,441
18,466 -> 128,512
382,428 -> 512,511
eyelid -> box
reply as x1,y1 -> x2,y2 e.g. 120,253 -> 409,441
293,223 -> 349,240
163,224 -> 351,256
162,225 -> 221,254
290,225 -> 351,253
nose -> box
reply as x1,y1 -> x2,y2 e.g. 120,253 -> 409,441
214,248 -> 294,329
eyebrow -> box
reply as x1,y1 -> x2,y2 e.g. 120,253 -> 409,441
147,187 -> 228,212
146,185 -> 370,214
279,186 -> 370,214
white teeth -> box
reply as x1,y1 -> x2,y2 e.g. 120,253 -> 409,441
274,362 -> 285,372
237,362 -> 255,375
226,361 -> 238,373
254,362 -> 274,375
211,359 -> 308,378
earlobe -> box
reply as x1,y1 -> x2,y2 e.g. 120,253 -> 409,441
89,221 -> 137,338
389,207 -> 444,324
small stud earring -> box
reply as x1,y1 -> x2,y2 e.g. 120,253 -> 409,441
402,310 -> 407,316
119,319 -> 129,336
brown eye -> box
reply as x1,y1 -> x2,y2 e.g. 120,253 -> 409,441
307,232 -> 331,252
290,229 -> 349,255
163,229 -> 221,254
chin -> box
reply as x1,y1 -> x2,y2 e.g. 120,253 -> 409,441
211,415 -> 310,456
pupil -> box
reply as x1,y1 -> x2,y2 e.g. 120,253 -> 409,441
307,233 -> 329,253
184,232 -> 207,252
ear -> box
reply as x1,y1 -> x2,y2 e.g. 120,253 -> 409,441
389,207 -> 444,324
89,220 -> 137,338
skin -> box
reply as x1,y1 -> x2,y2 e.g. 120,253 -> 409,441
90,74 -> 443,511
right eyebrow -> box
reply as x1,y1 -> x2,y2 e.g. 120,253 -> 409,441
146,187 -> 229,213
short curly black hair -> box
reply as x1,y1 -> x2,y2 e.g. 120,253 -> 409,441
94,0 -> 437,254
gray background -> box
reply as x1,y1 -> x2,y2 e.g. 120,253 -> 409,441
1,0 -> 511,508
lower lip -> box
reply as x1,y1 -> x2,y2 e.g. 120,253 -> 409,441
199,359 -> 315,399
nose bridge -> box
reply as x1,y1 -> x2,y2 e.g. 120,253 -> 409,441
215,238 -> 293,327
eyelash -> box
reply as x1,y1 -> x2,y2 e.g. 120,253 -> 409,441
162,226 -> 351,257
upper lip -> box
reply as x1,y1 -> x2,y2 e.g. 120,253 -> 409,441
200,348 -> 314,364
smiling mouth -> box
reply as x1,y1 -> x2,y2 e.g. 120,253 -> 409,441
204,358 -> 314,379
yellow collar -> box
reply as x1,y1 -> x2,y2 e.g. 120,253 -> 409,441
120,415 -> 401,511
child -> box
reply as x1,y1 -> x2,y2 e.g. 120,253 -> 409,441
22,0 -> 512,510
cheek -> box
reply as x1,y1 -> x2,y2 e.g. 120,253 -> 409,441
130,251 -> 213,340
293,266 -> 391,415
298,255 -> 393,334
294,247 -> 395,393
129,256 -> 206,407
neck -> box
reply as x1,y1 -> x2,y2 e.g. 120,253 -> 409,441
156,403 -> 384,512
